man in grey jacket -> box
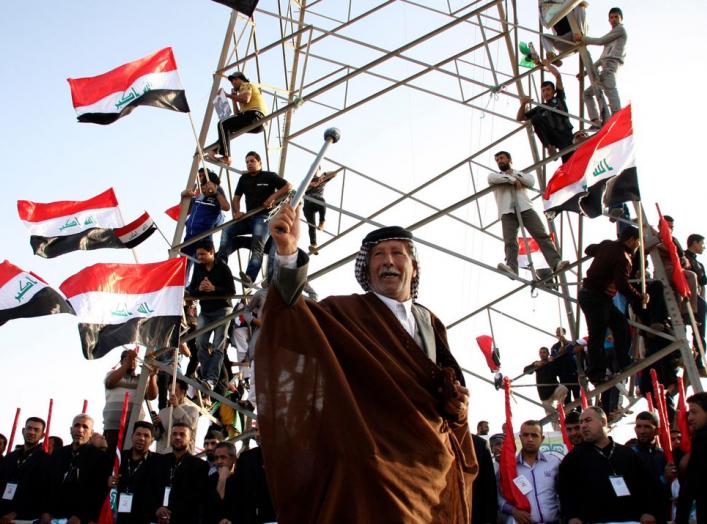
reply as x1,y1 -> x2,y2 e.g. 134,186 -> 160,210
488,151 -> 567,277
576,7 -> 627,127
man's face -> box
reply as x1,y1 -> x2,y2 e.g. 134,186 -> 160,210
539,347 -> 550,361
609,12 -> 622,27
230,78 -> 242,90
634,418 -> 657,445
0,438 -> 6,455
132,427 -> 154,454
22,421 -> 45,447
477,422 -> 489,435
121,351 -> 138,372
495,154 -> 511,172
245,155 -> 261,173
687,402 -> 707,433
566,423 -> 583,446
70,417 -> 93,446
580,409 -> 607,443
519,423 -> 544,454
214,447 -> 236,470
626,237 -> 640,253
491,441 -> 503,460
203,438 -> 219,461
171,426 -> 191,453
541,84 -> 555,102
367,240 -> 417,302
690,240 -> 705,255
555,328 -> 565,339
195,247 -> 215,265
671,431 -> 682,450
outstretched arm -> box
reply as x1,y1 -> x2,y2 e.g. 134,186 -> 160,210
269,204 -> 309,306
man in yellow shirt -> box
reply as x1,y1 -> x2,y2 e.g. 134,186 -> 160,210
211,72 -> 268,165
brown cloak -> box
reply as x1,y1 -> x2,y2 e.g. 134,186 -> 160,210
255,289 -> 478,523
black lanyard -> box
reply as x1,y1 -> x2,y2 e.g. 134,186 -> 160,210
124,453 -> 148,493
594,441 -> 618,476
169,456 -> 184,486
62,448 -> 82,483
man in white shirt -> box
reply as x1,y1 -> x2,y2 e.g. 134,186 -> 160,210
488,151 -> 567,278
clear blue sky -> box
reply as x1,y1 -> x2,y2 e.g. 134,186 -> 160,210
1,0 -> 705,445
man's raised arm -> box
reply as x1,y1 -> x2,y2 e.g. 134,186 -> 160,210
269,203 -> 309,306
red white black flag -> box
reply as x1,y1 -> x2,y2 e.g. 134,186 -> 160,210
0,261 -> 74,326
67,47 -> 189,125
59,258 -> 187,359
543,104 -> 640,219
211,0 -> 259,16
18,189 -> 155,258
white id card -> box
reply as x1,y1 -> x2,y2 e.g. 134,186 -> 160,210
512,475 -> 533,495
2,482 -> 17,500
163,486 -> 171,507
609,475 -> 631,497
118,493 -> 133,513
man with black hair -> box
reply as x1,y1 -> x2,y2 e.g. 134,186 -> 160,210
576,7 -> 627,127
559,407 -> 659,524
110,421 -> 163,524
517,63 -> 574,160
181,168 -> 230,273
686,233 -> 706,365
204,441 -> 239,524
44,414 -> 110,523
202,429 -> 224,476
565,410 -> 583,447
210,72 -> 269,165
188,240 -> 236,390
489,151 -> 567,277
153,380 -> 200,452
579,227 -> 648,384
217,151 -> 291,286
524,347 -> 567,430
303,167 -> 337,254
470,434 -> 497,524
631,411 -> 674,523
676,392 -> 707,524
0,417 -> 50,523
104,348 -> 158,453
154,423 -> 209,524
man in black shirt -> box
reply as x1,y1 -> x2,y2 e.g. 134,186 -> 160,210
524,346 -> 567,430
303,168 -> 337,254
154,422 -> 209,524
558,406 -> 659,524
517,63 -> 574,161
0,417 -> 50,523
677,392 -> 707,524
112,421 -> 163,524
43,414 -> 110,523
686,233 -> 706,365
231,444 -> 276,524
188,240 -> 236,390
217,151 -> 292,285
204,441 -> 238,524
470,435 -> 497,524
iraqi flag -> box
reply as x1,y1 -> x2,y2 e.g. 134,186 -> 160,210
517,234 -> 554,271
543,104 -> 640,219
0,261 -> 74,326
115,212 -> 157,249
59,258 -> 186,359
212,0 -> 259,16
18,189 -> 124,258
68,47 -> 190,125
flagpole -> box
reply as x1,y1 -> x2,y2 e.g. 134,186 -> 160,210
82,399 -> 88,414
43,398 -> 53,453
166,347 -> 179,451
6,407 -> 20,455
637,201 -> 647,309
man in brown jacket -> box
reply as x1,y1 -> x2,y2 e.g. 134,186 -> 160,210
254,203 -> 478,523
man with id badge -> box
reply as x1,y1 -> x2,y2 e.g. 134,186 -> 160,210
498,420 -> 560,524
558,407 -> 660,524
110,421 -> 163,524
154,422 -> 208,524
0,417 -> 50,523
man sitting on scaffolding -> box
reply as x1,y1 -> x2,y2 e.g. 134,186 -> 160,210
207,72 -> 268,166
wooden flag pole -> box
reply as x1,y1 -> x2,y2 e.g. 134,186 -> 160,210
43,399 -> 54,453
6,408 -> 20,455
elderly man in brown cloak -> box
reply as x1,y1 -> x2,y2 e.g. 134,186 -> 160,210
253,203 -> 478,523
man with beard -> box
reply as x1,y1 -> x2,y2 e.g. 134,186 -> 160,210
204,442 -> 238,524
110,421 -> 163,524
154,422 -> 209,524
0,417 -> 50,523
43,414 -> 110,523
558,407 -> 659,523
564,410 -> 583,447
255,205 -> 478,523
202,429 -> 225,476
488,151 -> 567,278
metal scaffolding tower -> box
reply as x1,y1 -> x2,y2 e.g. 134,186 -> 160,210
133,0 -> 703,439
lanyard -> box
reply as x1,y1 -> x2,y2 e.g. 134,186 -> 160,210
124,454 -> 147,493
62,448 -> 82,483
594,441 -> 617,475
169,456 -> 184,486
